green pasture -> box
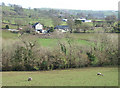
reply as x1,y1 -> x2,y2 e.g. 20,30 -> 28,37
2,30 -> 96,47
37,38 -> 94,48
2,30 -> 118,50
2,30 -> 18,39
2,67 -> 118,86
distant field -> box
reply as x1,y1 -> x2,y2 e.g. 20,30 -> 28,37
2,30 -> 95,47
37,38 -> 94,48
2,67 -> 118,86
2,30 -> 17,39
2,30 -> 118,48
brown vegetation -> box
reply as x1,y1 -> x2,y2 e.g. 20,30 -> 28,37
2,33 -> 118,71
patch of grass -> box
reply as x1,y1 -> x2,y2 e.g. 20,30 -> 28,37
82,22 -> 93,26
2,6 -> 14,12
87,27 -> 105,33
61,21 -> 67,25
37,37 -> 94,48
77,39 -> 94,46
94,19 -> 105,21
2,67 -> 118,86
2,30 -> 18,39
38,38 -> 58,47
70,33 -> 95,40
2,23 -> 18,29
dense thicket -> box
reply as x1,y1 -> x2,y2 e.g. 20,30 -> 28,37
2,33 -> 118,71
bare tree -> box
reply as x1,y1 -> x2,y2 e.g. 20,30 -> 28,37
15,19 -> 24,29
52,17 -> 61,27
105,15 -> 117,25
67,19 -> 75,33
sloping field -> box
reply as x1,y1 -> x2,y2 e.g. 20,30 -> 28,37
2,67 -> 118,86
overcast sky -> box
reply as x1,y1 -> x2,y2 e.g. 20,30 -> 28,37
1,0 -> 120,10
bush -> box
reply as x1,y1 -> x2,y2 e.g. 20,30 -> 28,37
5,25 -> 9,29
48,27 -> 54,32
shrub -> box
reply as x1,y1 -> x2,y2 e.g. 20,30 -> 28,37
5,25 -> 9,29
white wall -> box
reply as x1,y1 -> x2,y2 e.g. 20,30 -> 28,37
85,20 -> 92,22
35,23 -> 43,29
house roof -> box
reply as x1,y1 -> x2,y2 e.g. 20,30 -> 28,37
54,25 -> 69,29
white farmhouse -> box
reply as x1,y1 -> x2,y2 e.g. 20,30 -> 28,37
32,22 -> 43,33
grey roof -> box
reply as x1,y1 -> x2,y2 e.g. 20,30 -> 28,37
32,22 -> 39,28
54,25 -> 69,29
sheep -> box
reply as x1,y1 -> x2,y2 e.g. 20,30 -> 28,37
97,72 -> 103,76
28,77 -> 32,81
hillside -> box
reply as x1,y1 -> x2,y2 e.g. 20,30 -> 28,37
1,5 -> 118,29
2,5 -> 54,29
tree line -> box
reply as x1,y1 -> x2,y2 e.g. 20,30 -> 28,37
2,33 -> 118,71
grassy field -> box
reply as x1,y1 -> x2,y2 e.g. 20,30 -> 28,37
2,30 -> 18,39
37,38 -> 94,48
1,31 -> 118,86
2,30 -> 118,48
2,30 -> 96,47
2,67 -> 118,86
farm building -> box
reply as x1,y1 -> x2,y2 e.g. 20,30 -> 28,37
62,19 -> 68,22
76,18 -> 92,22
32,22 -> 44,33
8,29 -> 19,33
54,25 -> 69,32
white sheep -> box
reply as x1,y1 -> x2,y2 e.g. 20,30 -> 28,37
28,77 -> 32,81
97,72 -> 103,76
